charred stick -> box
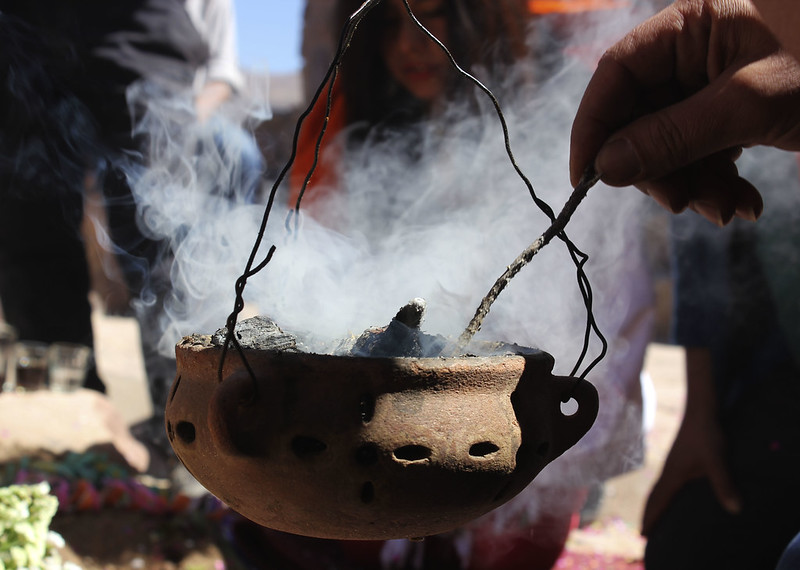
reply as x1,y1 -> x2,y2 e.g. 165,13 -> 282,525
453,167 -> 601,354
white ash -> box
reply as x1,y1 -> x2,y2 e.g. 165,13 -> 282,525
212,316 -> 299,352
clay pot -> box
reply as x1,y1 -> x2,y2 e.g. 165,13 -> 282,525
165,334 -> 598,540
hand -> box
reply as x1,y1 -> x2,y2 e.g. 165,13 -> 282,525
753,0 -> 800,62
642,346 -> 741,536
570,0 -> 800,225
194,80 -> 233,124
641,409 -> 741,536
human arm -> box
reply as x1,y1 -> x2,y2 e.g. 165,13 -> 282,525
195,79 -> 233,123
569,0 -> 800,226
641,346 -> 741,536
187,0 -> 245,122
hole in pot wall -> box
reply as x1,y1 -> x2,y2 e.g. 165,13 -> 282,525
291,435 -> 327,458
176,421 -> 196,444
360,481 -> 375,504
561,398 -> 579,416
393,445 -> 431,462
469,442 -> 500,457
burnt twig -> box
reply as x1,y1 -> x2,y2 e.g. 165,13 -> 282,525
452,166 -> 601,354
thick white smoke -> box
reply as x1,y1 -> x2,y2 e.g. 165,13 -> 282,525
124,2 -> 666,495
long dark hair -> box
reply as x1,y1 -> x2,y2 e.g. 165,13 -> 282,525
334,0 -> 532,128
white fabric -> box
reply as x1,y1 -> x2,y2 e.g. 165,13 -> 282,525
184,0 -> 246,93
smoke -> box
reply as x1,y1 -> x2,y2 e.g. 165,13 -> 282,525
132,80 -> 648,364
120,80 -> 271,357
123,1 -> 666,496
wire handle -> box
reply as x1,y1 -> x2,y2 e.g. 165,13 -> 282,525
219,0 -> 608,388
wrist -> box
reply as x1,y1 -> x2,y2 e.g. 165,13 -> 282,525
683,346 -> 719,420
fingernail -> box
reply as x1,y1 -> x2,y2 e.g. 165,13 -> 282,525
737,207 -> 758,222
649,188 -> 688,214
596,138 -> 642,185
723,496 -> 742,514
692,200 -> 727,227
737,203 -> 763,222
647,189 -> 672,211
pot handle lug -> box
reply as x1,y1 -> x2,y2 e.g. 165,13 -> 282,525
549,376 -> 599,459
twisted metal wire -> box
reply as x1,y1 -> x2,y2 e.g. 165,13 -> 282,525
217,0 -> 383,385
219,0 -> 607,397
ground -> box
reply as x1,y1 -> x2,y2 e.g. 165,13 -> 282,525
52,510 -> 228,570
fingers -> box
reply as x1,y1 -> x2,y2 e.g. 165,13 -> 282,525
569,1 -> 713,187
631,150 -> 763,225
569,56 -> 641,187
706,456 -> 742,515
592,79 -> 759,187
569,0 -> 800,210
641,463 -> 693,537
642,464 -> 742,537
575,50 -> 800,188
686,155 -> 763,225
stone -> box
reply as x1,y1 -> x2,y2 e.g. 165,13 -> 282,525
0,390 -> 149,473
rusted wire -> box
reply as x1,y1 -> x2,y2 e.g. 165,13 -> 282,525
398,0 -> 608,381
217,0 -> 383,385
219,0 -> 608,395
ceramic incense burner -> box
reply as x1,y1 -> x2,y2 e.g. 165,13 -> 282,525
165,334 -> 598,540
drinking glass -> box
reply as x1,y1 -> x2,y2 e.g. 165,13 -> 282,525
47,342 -> 91,393
0,323 -> 17,392
13,341 -> 49,392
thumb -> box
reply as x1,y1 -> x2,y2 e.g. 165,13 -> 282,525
594,84 -> 744,187
706,458 -> 742,515
641,466 -> 690,537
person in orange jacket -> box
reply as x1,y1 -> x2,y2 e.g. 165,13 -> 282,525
290,0 -> 531,216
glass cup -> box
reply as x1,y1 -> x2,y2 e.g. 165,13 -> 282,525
0,323 -> 18,392
12,341 -> 49,392
47,342 -> 91,393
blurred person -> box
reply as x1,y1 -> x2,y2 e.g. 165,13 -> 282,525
289,0 -> 533,218
185,0 -> 264,202
222,1 -> 658,569
129,0 -> 265,455
0,0 -> 262,463
301,0 -> 338,104
567,0 -> 800,567
186,0 -> 246,124
647,149 -> 800,569
0,0 -> 209,394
